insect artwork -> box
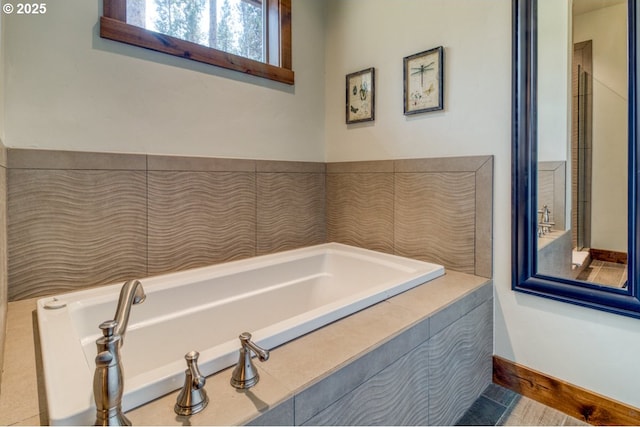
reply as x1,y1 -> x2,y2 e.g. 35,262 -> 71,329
403,47 -> 443,114
409,61 -> 435,106
346,68 -> 375,123
411,61 -> 435,88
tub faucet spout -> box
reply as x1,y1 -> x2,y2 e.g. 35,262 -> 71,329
93,280 -> 145,426
113,280 -> 146,345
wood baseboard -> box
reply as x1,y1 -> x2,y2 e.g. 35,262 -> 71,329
590,248 -> 627,264
493,355 -> 640,425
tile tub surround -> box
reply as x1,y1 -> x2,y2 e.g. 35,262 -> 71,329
538,161 -> 566,231
6,150 -> 327,300
0,271 -> 491,426
538,230 -> 573,279
327,156 -> 493,278
6,149 -> 492,301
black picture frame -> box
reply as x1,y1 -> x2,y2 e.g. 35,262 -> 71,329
403,46 -> 444,115
346,68 -> 375,124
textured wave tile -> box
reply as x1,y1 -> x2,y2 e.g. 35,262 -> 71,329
303,343 -> 430,426
257,173 -> 326,255
326,173 -> 394,253
0,166 -> 6,356
147,171 -> 256,275
7,170 -> 147,301
428,301 -> 493,426
537,161 -> 566,231
395,172 -> 475,273
538,170 -> 554,216
1,166 -> 6,285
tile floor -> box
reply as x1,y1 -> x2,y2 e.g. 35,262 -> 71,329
456,384 -> 590,426
576,260 -> 627,288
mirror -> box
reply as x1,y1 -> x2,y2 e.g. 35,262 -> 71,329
536,0 -> 628,288
512,0 -> 640,317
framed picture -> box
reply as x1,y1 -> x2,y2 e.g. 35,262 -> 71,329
403,46 -> 444,115
346,67 -> 375,124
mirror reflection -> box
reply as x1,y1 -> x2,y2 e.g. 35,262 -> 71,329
536,0 -> 628,288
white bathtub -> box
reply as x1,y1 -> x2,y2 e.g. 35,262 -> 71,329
37,243 -> 444,425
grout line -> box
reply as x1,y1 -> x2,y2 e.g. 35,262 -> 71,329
479,388 -> 512,408
495,392 -> 521,426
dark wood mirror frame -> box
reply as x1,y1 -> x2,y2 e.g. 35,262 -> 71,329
512,0 -> 640,318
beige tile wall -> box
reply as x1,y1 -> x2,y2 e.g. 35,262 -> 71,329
147,170 -> 256,275
6,150 -> 492,301
538,161 -> 566,230
6,150 -> 326,301
326,161 -> 395,253
8,169 -> 148,300
256,161 -> 326,255
327,156 -> 493,277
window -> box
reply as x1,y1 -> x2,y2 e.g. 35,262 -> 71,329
100,0 -> 293,85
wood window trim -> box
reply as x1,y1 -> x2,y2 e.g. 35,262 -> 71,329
100,0 -> 294,85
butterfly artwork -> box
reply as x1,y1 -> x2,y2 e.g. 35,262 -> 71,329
346,68 -> 375,124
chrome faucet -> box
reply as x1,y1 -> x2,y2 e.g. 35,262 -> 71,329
537,205 -> 554,236
230,332 -> 270,389
174,351 -> 209,416
93,280 -> 146,426
113,280 -> 146,344
540,204 -> 551,223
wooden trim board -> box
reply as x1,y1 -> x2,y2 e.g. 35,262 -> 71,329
590,248 -> 628,264
493,356 -> 640,425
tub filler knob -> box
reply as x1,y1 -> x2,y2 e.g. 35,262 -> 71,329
175,351 -> 209,416
230,332 -> 270,390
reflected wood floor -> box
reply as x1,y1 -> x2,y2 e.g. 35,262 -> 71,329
576,260 -> 628,288
456,384 -> 590,426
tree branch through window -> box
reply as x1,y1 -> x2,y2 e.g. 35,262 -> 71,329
100,0 -> 293,85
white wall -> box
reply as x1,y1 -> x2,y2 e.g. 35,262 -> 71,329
574,3 -> 628,252
537,0 -> 571,164
537,0 -> 571,229
324,0 -> 511,161
3,0 -> 326,161
325,0 -> 640,409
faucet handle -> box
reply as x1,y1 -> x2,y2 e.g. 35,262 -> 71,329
239,332 -> 270,362
96,320 -> 122,352
175,351 -> 209,416
231,332 -> 270,389
185,351 -> 206,390
99,320 -> 118,338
